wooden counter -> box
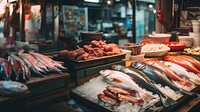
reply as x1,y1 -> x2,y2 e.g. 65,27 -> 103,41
0,91 -> 30,112
25,73 -> 70,107
0,72 -> 70,112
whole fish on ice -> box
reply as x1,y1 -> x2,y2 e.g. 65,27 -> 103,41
164,55 -> 200,76
100,69 -> 156,102
144,60 -> 192,87
131,62 -> 199,97
162,61 -> 200,85
111,64 -> 176,107
177,55 -> 200,70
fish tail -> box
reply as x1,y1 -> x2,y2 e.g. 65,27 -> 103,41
139,92 -> 155,102
31,68 -> 44,77
160,95 -> 177,107
180,81 -> 192,87
56,65 -> 67,71
54,69 -> 64,74
180,89 -> 200,97
40,67 -> 49,73
191,79 -> 200,85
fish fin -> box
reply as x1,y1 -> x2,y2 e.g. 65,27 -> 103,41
28,50 -> 35,53
112,78 -> 122,83
49,67 -> 63,74
180,89 -> 200,97
40,67 -> 49,73
56,65 -> 67,71
190,79 -> 200,85
139,92 -> 155,102
30,68 -> 44,77
180,81 -> 193,87
18,49 -> 24,54
160,95 -> 177,107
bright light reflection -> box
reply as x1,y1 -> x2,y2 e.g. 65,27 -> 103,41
84,0 -> 99,3
149,4 -> 153,8
153,9 -> 156,14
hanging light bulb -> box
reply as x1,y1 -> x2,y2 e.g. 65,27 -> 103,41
106,0 -> 113,5
148,4 -> 153,9
153,9 -> 156,14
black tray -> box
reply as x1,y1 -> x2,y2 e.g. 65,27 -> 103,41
54,53 -> 125,70
71,84 -> 200,112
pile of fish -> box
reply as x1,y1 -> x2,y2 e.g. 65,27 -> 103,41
98,55 -> 200,110
0,51 -> 67,82
98,86 -> 143,106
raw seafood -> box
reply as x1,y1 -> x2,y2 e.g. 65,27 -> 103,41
183,46 -> 200,55
58,40 -> 122,61
0,81 -> 28,96
131,62 -> 198,96
111,64 -> 176,107
162,61 -> 200,85
29,52 -> 67,73
164,55 -> 200,76
103,90 -> 118,100
106,86 -> 136,96
18,52 -> 46,77
100,70 -> 156,102
8,56 -> 25,81
0,58 -> 12,80
117,94 -> 143,104
10,55 -> 31,81
176,55 -> 200,70
98,94 -> 119,106
144,60 -> 192,87
142,44 -> 170,52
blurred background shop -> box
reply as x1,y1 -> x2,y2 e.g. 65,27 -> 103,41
0,0 -> 199,53
0,0 -> 200,112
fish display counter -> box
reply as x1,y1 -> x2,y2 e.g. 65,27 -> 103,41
0,51 -> 70,112
53,40 -> 126,86
70,54 -> 200,112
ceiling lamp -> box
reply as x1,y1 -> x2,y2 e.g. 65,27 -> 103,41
106,0 -> 113,5
84,0 -> 99,3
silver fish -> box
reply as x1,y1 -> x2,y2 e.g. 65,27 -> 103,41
131,62 -> 200,97
162,61 -> 200,85
29,52 -> 67,73
0,81 -> 28,96
10,55 -> 31,81
100,69 -> 156,102
111,65 -> 176,107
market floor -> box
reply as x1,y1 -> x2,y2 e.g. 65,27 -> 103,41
29,100 -> 94,112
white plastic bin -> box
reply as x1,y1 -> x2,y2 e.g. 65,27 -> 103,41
178,36 -> 193,47
122,49 -> 132,60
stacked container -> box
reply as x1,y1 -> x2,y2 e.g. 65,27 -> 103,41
190,20 -> 200,46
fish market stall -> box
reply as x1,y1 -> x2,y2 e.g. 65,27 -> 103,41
0,51 -> 70,112
69,43 -> 200,112
53,40 -> 125,86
